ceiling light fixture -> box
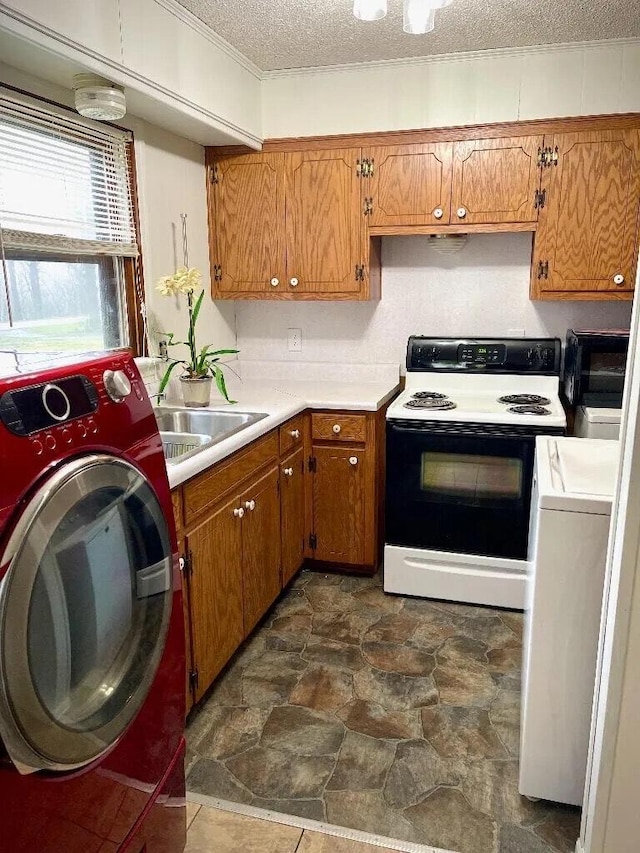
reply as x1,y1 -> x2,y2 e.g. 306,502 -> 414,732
353,0 -> 452,35
73,73 -> 127,121
353,0 -> 388,21
403,0 -> 453,34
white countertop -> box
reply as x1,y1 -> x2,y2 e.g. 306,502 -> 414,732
164,376 -> 400,489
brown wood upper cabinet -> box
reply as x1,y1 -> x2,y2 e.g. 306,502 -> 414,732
209,152 -> 285,294
362,143 -> 453,227
531,129 -> 640,300
451,136 -> 543,225
209,147 -> 378,300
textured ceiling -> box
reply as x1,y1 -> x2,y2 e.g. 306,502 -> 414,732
175,0 -> 639,71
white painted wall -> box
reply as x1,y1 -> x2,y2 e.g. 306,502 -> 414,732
262,39 -> 640,138
235,234 -> 632,371
0,61 -> 236,358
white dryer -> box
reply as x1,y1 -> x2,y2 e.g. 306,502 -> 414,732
574,405 -> 621,439
520,436 -> 619,805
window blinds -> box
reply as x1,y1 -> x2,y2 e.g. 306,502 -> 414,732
0,88 -> 138,258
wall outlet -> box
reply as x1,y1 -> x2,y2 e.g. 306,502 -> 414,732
288,328 -> 302,352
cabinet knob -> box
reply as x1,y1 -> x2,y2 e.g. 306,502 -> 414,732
244,499 -> 256,511
456,207 -> 467,219
349,456 -> 358,466
613,273 -> 625,286
233,507 -> 245,518
332,423 -> 342,434
283,467 -> 294,476
270,277 -> 279,287
433,207 -> 444,219
290,277 -> 299,287
290,429 -> 300,439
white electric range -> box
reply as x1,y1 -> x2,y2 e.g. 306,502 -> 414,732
384,336 -> 567,609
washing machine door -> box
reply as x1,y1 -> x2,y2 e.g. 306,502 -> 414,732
0,453 -> 173,774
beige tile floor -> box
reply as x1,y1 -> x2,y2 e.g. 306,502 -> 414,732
185,803 -> 408,853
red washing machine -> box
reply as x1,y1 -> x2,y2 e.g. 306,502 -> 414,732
0,351 -> 186,852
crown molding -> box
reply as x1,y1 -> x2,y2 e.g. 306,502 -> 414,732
262,36 -> 640,79
153,0 -> 262,80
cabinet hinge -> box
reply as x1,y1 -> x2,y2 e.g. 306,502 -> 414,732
309,533 -> 317,550
213,264 -> 223,281
540,146 -> 559,168
534,188 -> 547,210
356,158 -> 363,177
308,455 -> 317,473
363,197 -> 374,216
210,163 -> 219,183
189,669 -> 199,691
355,264 -> 365,282
537,260 -> 549,280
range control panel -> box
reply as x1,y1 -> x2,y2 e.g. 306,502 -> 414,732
407,337 -> 562,375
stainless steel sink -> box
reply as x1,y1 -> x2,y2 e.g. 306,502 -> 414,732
155,406 -> 269,464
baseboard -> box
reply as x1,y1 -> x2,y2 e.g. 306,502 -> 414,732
186,792 -> 456,853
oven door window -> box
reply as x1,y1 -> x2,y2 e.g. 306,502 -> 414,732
386,425 -> 535,560
421,452 -> 524,506
0,454 -> 173,774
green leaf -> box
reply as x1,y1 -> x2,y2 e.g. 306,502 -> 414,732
158,359 -> 186,393
191,289 -> 205,326
212,364 -> 236,404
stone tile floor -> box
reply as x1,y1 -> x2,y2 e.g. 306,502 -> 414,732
186,569 -> 580,853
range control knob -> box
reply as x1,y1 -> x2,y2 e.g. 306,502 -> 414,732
103,369 -> 132,403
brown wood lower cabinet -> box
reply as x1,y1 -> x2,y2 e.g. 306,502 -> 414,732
173,407 -> 386,709
281,445 -> 306,586
241,466 -> 281,636
185,493 -> 244,704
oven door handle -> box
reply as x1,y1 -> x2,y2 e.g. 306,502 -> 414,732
387,421 -> 537,440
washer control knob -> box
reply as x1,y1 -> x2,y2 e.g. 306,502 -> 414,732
103,369 -> 132,403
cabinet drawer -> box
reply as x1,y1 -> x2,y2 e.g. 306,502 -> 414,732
183,431 -> 279,526
279,415 -> 305,455
312,413 -> 367,442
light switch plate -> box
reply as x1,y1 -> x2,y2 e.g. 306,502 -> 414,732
288,328 -> 302,352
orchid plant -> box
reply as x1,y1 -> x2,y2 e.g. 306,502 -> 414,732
156,266 -> 238,403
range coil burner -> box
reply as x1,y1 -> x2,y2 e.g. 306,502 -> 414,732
404,398 -> 457,410
498,394 -> 552,406
412,392 -> 449,400
508,405 -> 551,416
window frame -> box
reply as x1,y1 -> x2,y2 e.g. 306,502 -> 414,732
0,81 -> 146,358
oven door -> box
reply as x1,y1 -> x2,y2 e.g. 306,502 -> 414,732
0,453 -> 173,774
386,421 -> 536,560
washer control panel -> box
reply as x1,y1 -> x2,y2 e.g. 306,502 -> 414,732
0,375 -> 99,436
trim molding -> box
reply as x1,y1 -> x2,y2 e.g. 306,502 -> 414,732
0,5 -> 262,148
153,0 -> 262,80
187,793 -> 454,853
262,36 -> 640,79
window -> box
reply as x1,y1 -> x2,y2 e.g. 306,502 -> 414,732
0,87 -> 144,363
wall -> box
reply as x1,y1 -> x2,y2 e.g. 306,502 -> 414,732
235,234 -> 633,370
0,61 -> 236,358
262,39 -> 640,137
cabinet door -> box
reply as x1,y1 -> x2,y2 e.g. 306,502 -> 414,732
364,143 -> 453,227
311,445 -> 371,565
451,136 -> 543,225
284,148 -> 364,295
532,130 -> 640,299
242,466 -> 282,635
210,152 -> 286,295
280,446 -> 306,587
186,494 -> 244,703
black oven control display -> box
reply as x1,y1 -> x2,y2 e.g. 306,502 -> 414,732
0,375 -> 99,436
458,344 -> 506,364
